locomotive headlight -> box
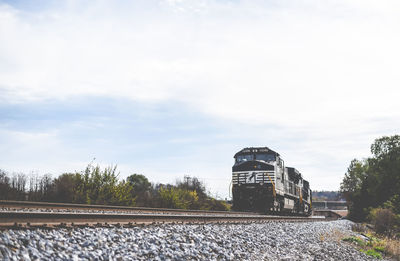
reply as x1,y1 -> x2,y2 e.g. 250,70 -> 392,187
259,182 -> 263,185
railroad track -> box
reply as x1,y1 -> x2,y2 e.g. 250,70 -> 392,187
0,200 -> 253,215
0,200 -> 325,228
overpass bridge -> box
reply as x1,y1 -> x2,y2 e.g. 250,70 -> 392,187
312,201 -> 348,219
312,201 -> 347,210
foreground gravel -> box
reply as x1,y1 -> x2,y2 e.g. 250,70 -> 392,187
0,220 -> 385,260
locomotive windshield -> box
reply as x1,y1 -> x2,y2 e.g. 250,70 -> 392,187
255,154 -> 275,162
236,153 -> 276,163
236,155 -> 253,162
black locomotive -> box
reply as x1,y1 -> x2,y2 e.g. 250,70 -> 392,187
232,147 -> 312,215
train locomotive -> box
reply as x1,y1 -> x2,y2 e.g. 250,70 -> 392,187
232,147 -> 312,215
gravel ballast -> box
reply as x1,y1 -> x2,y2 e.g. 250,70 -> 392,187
0,220 -> 384,260
0,208 -> 261,216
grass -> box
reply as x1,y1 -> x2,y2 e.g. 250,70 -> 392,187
320,228 -> 348,242
341,227 -> 400,260
383,237 -> 400,260
342,235 -> 383,259
364,232 -> 400,260
373,245 -> 385,253
319,224 -> 400,260
342,236 -> 365,246
360,249 -> 382,259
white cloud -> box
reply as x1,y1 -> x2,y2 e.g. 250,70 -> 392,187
1,0 -> 400,195
1,1 -> 400,120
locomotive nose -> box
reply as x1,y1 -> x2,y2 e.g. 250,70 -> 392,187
232,161 -> 274,172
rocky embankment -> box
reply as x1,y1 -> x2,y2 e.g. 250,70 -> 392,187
0,220 -> 384,260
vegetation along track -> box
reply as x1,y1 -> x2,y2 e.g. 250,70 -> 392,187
0,200 -> 325,228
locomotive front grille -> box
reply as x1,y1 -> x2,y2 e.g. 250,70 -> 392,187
232,172 -> 275,185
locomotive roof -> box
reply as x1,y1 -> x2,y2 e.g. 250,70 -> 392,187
286,167 -> 299,173
234,147 -> 280,158
286,167 -> 309,183
286,167 -> 302,176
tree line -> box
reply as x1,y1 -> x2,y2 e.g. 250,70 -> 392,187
340,135 -> 400,235
0,164 -> 229,211
312,191 -> 344,201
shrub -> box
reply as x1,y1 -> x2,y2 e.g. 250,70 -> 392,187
200,198 -> 230,211
384,238 -> 400,260
158,186 -> 199,209
351,223 -> 368,233
370,208 -> 396,235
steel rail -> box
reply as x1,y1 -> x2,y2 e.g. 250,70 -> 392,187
0,200 -> 251,215
0,211 -> 325,228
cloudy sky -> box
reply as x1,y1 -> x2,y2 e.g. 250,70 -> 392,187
1,0 -> 399,198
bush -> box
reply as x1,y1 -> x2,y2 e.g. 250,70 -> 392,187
158,186 -> 199,209
369,208 -> 397,235
384,238 -> 400,259
200,198 -> 230,211
351,223 -> 368,233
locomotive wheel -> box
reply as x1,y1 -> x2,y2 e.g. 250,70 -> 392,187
304,203 -> 309,213
272,199 -> 280,213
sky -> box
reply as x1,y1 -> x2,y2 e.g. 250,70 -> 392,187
1,0 -> 400,199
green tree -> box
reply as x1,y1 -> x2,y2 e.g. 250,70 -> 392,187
0,170 -> 11,200
177,176 -> 207,200
53,173 -> 78,203
127,174 -> 151,193
126,174 -> 152,206
368,136 -> 400,207
371,135 -> 400,159
341,135 -> 400,222
71,164 -> 133,205
340,159 -> 368,195
112,180 -> 135,206
94,165 -> 119,205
